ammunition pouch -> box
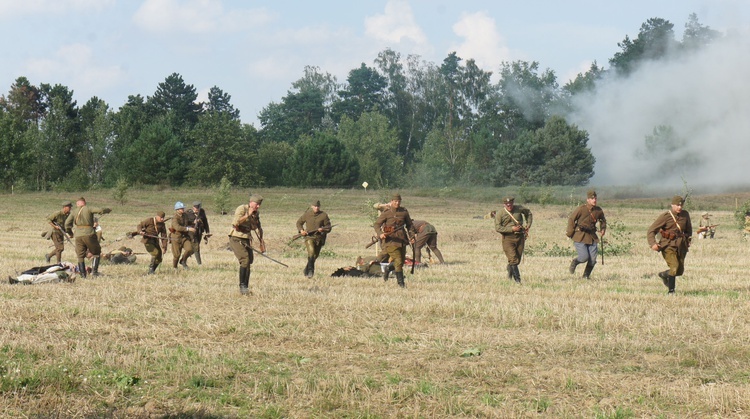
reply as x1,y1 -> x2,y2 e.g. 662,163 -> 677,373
659,229 -> 684,240
234,224 -> 251,234
382,225 -> 396,234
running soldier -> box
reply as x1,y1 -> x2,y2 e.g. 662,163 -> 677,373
373,193 -> 416,288
647,195 -> 692,295
566,190 -> 606,279
495,196 -> 532,284
137,211 -> 168,275
229,195 -> 264,296
170,202 -> 195,269
296,200 -> 332,278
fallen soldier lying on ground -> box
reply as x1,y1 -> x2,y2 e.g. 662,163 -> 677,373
9,262 -> 78,285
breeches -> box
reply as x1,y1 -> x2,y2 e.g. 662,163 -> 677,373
574,241 -> 598,265
75,234 -> 101,262
171,235 -> 193,260
144,239 -> 163,264
229,236 -> 254,268
305,237 -> 323,259
384,244 -> 407,272
661,247 -> 686,277
501,234 -> 525,265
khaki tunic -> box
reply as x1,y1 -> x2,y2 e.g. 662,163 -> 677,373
170,211 -> 193,264
373,206 -> 416,272
138,217 -> 167,264
647,210 -> 692,277
296,209 -> 331,245
495,205 -> 533,265
228,204 -> 262,268
46,209 -> 69,258
64,205 -> 107,261
566,204 -> 606,244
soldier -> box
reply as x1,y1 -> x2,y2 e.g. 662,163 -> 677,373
647,195 -> 693,295
170,202 -> 195,269
137,211 -> 168,275
296,200 -> 332,278
102,246 -> 137,264
495,196 -> 532,284
411,220 -> 445,265
63,197 -> 111,278
44,201 -> 73,263
185,201 -> 210,265
566,190 -> 606,279
229,194 -> 264,296
373,193 -> 416,288
697,212 -> 716,239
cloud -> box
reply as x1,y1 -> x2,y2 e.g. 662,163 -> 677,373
132,0 -> 272,34
0,0 -> 114,18
364,0 -> 428,46
24,43 -> 126,102
450,11 -> 511,72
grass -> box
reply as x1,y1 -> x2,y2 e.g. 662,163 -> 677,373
2,187 -> 750,417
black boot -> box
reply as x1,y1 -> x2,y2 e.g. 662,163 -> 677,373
396,271 -> 405,288
179,257 -> 189,270
383,263 -> 393,281
658,270 -> 670,288
194,251 -> 202,265
582,263 -> 594,279
78,262 -> 87,279
239,267 -> 250,295
147,262 -> 157,275
668,276 -> 676,295
506,264 -> 513,280
511,265 -> 521,284
569,258 -> 581,274
306,257 -> 315,278
91,257 -> 101,277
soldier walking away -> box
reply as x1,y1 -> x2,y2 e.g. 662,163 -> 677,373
411,220 -> 445,265
63,197 -> 111,278
137,211 -> 168,275
186,201 -> 210,265
170,202 -> 195,269
495,196 -> 532,284
229,194 -> 264,296
696,212 -> 716,239
44,201 -> 72,263
373,193 -> 416,288
296,200 -> 332,278
647,195 -> 693,295
566,190 -> 607,279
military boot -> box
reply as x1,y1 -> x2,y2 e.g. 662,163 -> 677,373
91,257 -> 101,277
179,257 -> 189,270
667,276 -> 676,295
382,263 -> 393,281
78,262 -> 87,279
569,258 -> 581,274
507,264 -> 514,280
582,263 -> 594,279
658,270 -> 670,288
239,267 -> 250,296
306,257 -> 315,278
511,265 -> 521,284
194,251 -> 202,265
395,271 -> 406,288
147,262 -> 157,275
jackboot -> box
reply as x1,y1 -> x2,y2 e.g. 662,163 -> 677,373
194,251 -> 202,265
658,270 -> 670,288
383,263 -> 393,281
395,271 -> 405,288
91,257 -> 101,277
506,264 -> 513,280
179,257 -> 189,270
306,257 -> 315,278
239,267 -> 250,295
582,263 -> 594,279
667,276 -> 676,295
147,262 -> 157,275
78,262 -> 87,279
569,258 -> 581,274
511,265 -> 521,284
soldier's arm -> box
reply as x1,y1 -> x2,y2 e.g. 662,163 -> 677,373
566,208 -> 579,238
598,208 -> 607,233
524,208 -> 533,229
374,212 -> 387,235
202,211 -> 210,234
321,214 -> 332,232
646,214 -> 665,247
296,212 -> 307,232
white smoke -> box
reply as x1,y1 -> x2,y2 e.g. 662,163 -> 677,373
569,33 -> 750,190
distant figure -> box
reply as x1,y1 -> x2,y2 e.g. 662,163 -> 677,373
744,212 -> 750,239
186,201 -> 210,265
566,190 -> 606,279
170,202 -> 195,269
103,246 -> 137,264
495,196 -> 533,284
696,212 -> 716,239
373,194 -> 416,288
647,195 -> 692,295
296,200 -> 332,278
44,201 -> 73,263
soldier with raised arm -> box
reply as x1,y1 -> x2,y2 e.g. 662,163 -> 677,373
64,197 -> 111,278
229,195 -> 264,296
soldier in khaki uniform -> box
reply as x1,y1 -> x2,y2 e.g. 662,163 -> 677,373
647,195 -> 692,295
411,220 -> 445,265
185,201 -> 210,265
566,190 -> 606,279
229,194 -> 264,296
102,247 -> 137,264
296,200 -> 332,278
170,202 -> 195,269
44,201 -> 73,263
373,193 -> 416,288
64,197 -> 111,277
137,211 -> 168,275
495,196 -> 532,284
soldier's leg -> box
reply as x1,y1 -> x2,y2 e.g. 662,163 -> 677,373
171,238 -> 181,268
582,243 -> 598,279
427,234 -> 444,263
86,235 -> 102,277
661,248 -> 679,294
144,241 -> 161,274
502,236 -> 517,280
229,237 -> 252,295
75,237 -> 87,278
513,236 -> 525,283
180,240 -> 194,268
413,235 -> 428,264
395,247 -> 407,288
304,238 -> 316,277
52,233 -> 64,263
193,239 -> 202,265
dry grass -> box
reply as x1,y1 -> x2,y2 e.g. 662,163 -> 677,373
2,188 -> 750,418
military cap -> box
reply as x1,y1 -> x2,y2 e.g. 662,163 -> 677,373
156,210 -> 166,218
174,201 -> 185,210
701,211 -> 710,217
503,196 -> 515,203
77,197 -> 86,202
587,190 -> 597,199
671,195 -> 684,205
62,201 -> 72,207
249,194 -> 264,204
192,201 -> 202,208
311,200 -> 321,207
391,193 -> 402,201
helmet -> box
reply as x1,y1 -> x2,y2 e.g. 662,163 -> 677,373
174,201 -> 185,210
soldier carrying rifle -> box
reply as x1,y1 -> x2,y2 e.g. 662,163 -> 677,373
566,190 -> 606,279
185,201 -> 211,265
647,195 -> 693,295
373,193 -> 416,288
295,200 -> 332,278
44,201 -> 73,263
135,210 -> 169,275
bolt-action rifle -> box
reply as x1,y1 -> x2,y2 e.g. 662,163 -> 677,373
289,224 -> 337,243
696,224 -> 719,234
52,222 -> 73,245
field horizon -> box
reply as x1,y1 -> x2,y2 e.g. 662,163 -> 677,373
3,187 -> 750,418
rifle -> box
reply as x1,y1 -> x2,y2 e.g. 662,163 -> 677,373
289,224 -> 337,243
365,228 -> 399,249
600,239 -> 605,266
127,231 -> 172,243
696,224 -> 719,234
239,240 -> 288,267
404,226 -> 416,275
52,222 -> 74,245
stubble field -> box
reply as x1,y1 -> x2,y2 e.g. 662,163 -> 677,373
2,188 -> 750,418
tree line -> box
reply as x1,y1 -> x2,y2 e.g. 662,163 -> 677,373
0,14 -> 720,191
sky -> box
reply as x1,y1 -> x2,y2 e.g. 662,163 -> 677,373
1,0 -> 749,186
